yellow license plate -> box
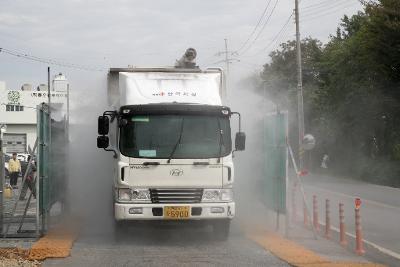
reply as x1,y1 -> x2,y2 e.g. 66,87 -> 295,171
164,206 -> 190,219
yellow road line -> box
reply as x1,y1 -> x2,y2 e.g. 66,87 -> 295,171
248,230 -> 386,267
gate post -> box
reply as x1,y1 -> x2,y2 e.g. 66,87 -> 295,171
0,138 -> 4,235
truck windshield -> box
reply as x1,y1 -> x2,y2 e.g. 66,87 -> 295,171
119,115 -> 231,159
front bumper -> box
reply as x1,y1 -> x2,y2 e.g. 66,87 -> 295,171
114,202 -> 235,221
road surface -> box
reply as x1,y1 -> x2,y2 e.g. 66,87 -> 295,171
43,219 -> 289,267
298,173 -> 400,259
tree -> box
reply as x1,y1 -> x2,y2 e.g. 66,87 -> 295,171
261,38 -> 323,166
259,1 -> 400,186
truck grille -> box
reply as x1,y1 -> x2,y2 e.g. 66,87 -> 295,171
149,188 -> 203,204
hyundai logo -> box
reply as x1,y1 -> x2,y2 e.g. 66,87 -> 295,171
170,169 -> 184,176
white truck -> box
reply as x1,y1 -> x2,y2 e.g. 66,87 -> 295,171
97,56 -> 245,240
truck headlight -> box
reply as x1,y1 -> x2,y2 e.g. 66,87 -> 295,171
117,188 -> 151,203
131,189 -> 151,203
118,188 -> 131,201
202,189 -> 233,202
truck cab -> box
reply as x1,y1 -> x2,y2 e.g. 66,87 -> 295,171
97,67 -> 245,240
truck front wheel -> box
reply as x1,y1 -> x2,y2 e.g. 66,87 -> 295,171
212,219 -> 231,241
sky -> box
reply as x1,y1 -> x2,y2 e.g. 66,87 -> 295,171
0,0 -> 363,90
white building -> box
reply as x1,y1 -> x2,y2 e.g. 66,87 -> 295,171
0,73 -> 68,153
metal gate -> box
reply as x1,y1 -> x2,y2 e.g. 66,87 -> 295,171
37,103 -> 68,233
263,111 -> 288,215
0,103 -> 68,238
37,103 -> 50,233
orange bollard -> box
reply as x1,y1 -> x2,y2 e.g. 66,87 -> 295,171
339,203 -> 347,247
313,195 -> 319,231
355,198 -> 365,255
325,199 -> 331,239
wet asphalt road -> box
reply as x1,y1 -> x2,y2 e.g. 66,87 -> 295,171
43,220 -> 289,267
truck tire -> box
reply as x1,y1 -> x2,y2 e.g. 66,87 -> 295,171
212,219 -> 230,241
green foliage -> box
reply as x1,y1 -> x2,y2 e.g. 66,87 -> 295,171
261,0 -> 400,186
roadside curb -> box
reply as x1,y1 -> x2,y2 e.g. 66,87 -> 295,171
248,230 -> 386,267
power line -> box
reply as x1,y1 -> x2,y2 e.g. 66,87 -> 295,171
301,0 -> 348,10
222,0 -> 353,62
0,47 -> 105,72
301,2 -> 360,22
232,0 -> 361,68
239,0 -> 280,56
247,0 -> 359,57
269,16 -> 294,52
248,12 -> 294,57
302,0 -> 354,16
235,0 -> 273,53
269,21 -> 294,52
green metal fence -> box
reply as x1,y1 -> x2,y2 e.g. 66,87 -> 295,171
49,120 -> 67,210
37,103 -> 67,233
0,103 -> 67,238
263,111 -> 288,214
37,104 -> 50,232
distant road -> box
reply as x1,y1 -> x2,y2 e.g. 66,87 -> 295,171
298,173 -> 400,259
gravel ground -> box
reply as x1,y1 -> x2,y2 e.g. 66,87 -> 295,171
0,248 -> 40,267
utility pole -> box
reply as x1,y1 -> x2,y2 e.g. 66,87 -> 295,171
46,66 -> 51,233
224,38 -> 230,76
215,39 -> 239,102
48,66 -> 51,113
215,38 -> 239,75
295,0 -> 305,170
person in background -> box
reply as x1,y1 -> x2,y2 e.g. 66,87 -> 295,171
19,155 -> 36,200
8,152 -> 21,189
321,154 -> 329,169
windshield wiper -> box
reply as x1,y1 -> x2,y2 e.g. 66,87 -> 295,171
217,118 -> 224,163
167,118 -> 185,163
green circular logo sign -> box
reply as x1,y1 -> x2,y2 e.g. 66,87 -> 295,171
8,91 -> 20,104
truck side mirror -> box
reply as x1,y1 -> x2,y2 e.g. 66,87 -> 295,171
98,116 -> 109,135
235,132 -> 246,151
97,136 -> 109,148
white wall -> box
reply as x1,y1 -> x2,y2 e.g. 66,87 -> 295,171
0,89 -> 67,124
0,83 -> 68,153
3,124 -> 36,153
